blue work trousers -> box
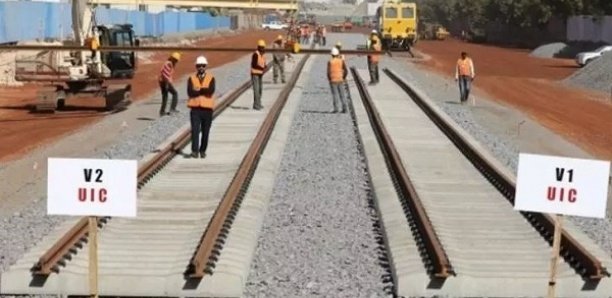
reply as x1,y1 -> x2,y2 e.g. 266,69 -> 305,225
458,75 -> 472,102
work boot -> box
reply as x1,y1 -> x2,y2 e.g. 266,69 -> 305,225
188,152 -> 198,158
199,152 -> 206,159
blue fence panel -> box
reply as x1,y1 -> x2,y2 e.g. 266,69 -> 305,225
178,12 -> 196,32
195,13 -> 213,30
0,2 -> 6,43
0,3 -> 232,43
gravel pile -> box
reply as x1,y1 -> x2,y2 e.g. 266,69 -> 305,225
529,42 -> 567,58
245,55 -> 392,297
0,55 -> 254,287
564,51 -> 612,93
371,42 -> 612,256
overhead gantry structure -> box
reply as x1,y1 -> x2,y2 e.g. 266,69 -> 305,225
89,0 -> 299,11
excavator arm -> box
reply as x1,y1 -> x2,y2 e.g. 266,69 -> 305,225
71,0 -> 94,47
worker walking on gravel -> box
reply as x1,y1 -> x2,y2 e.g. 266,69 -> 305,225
186,56 -> 216,159
455,51 -> 475,103
272,35 -> 286,84
158,52 -> 181,116
328,47 -> 348,113
251,39 -> 267,110
368,36 -> 381,84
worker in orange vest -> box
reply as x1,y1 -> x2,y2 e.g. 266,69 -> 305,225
158,52 -> 181,116
186,56 -> 216,158
455,51 -> 475,103
328,47 -> 348,113
251,39 -> 267,110
368,36 -> 381,84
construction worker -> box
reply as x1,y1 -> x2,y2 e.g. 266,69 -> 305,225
367,29 -> 378,48
368,36 -> 381,84
251,39 -> 267,110
186,56 -> 216,159
272,35 -> 286,84
328,47 -> 348,113
321,25 -> 327,46
455,51 -> 475,103
159,52 -> 181,116
334,41 -> 349,94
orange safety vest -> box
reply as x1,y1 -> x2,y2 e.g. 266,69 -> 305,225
251,51 -> 266,75
328,57 -> 344,83
187,73 -> 215,109
457,57 -> 473,76
368,43 -> 381,63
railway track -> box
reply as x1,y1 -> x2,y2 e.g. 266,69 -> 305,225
349,66 -> 612,297
1,54 -> 312,296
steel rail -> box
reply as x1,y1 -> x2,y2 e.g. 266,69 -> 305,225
383,67 -> 609,280
350,66 -> 454,278
31,63 -> 273,275
0,44 -> 384,56
187,52 -> 311,278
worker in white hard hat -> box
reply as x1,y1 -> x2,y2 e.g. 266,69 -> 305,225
251,39 -> 267,110
158,52 -> 181,116
186,55 -> 216,159
272,35 -> 286,84
366,29 -> 378,49
327,47 -> 348,113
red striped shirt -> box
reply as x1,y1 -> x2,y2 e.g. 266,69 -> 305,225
160,61 -> 173,82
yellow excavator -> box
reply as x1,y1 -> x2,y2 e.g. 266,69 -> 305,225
15,0 -> 137,112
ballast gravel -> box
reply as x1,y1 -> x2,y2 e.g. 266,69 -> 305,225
0,55 -> 254,287
245,55 -> 392,297
529,42 -> 567,58
371,41 -> 612,256
564,51 -> 612,93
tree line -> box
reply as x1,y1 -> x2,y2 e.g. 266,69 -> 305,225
417,0 -> 612,36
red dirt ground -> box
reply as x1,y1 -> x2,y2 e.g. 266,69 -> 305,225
0,30 -> 280,162
414,38 -> 612,160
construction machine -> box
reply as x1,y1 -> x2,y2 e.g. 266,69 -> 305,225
420,22 -> 450,40
376,0 -> 418,51
15,0 -> 137,112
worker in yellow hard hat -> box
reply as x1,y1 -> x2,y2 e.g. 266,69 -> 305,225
251,40 -> 267,110
272,35 -> 286,84
158,52 -> 181,116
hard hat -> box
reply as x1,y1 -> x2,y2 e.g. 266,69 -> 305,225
257,39 -> 266,47
371,29 -> 377,34
195,56 -> 208,65
170,52 -> 181,61
331,47 -> 339,56
336,41 -> 342,47
276,35 -> 283,40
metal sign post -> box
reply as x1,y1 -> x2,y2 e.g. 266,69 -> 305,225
547,214 -> 563,298
88,216 -> 99,298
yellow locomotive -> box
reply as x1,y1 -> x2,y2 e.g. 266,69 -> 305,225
376,0 -> 418,50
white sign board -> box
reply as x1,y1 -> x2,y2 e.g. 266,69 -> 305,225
47,158 -> 138,217
514,153 -> 610,218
